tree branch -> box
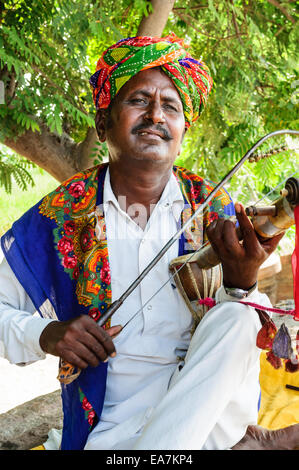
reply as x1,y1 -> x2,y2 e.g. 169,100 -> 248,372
275,24 -> 286,36
4,123 -> 77,182
230,0 -> 244,46
266,0 -> 296,24
175,11 -> 247,41
40,39 -> 87,114
0,65 -> 18,106
137,0 -> 175,36
74,127 -> 99,172
173,5 -> 208,11
31,64 -> 86,114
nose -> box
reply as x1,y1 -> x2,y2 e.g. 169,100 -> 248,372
144,99 -> 165,124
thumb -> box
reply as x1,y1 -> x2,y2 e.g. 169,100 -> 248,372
106,324 -> 123,339
258,231 -> 286,256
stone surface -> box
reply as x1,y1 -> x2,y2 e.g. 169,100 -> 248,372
272,307 -> 298,342
0,390 -> 63,450
0,354 -> 60,414
275,255 -> 294,301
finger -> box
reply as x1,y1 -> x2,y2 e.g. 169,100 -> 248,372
79,331 -> 110,363
65,338 -> 102,367
235,203 -> 260,255
84,320 -> 117,357
221,219 -> 244,257
107,325 -> 123,339
206,218 -> 227,255
56,345 -> 89,370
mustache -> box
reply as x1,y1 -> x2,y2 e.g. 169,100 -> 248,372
131,123 -> 173,141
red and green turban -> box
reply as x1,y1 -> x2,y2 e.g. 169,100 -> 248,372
89,33 -> 213,128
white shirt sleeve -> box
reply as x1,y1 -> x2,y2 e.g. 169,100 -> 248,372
0,256 -> 55,365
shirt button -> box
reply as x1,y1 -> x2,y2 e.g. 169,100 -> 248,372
147,305 -> 152,310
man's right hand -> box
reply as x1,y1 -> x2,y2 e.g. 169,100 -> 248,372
39,315 -> 122,369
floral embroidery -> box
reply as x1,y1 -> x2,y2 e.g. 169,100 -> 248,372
63,220 -> 76,235
57,236 -> 74,255
38,165 -> 112,328
88,307 -> 101,322
181,207 -> 203,250
174,166 -> 232,251
69,181 -> 86,198
79,387 -> 96,428
100,259 -> 111,285
62,254 -> 78,270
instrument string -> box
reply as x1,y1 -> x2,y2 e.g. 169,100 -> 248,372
120,171 -> 298,331
121,241 -> 209,330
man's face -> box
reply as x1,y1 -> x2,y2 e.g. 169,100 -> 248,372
96,67 -> 186,167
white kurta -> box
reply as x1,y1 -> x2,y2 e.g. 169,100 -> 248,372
0,169 -> 270,450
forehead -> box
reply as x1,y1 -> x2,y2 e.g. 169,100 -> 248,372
116,67 -> 182,103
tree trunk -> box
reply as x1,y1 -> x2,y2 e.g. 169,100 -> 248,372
2,0 -> 175,183
4,124 -> 79,182
137,0 -> 175,36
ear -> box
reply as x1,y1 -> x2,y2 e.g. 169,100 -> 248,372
95,109 -> 107,142
177,127 -> 187,155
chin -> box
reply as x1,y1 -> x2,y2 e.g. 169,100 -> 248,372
131,149 -> 173,165
133,156 -> 172,167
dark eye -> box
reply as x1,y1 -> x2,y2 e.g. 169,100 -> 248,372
130,98 -> 147,104
163,103 -> 178,112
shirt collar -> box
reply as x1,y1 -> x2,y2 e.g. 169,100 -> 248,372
103,166 -> 184,222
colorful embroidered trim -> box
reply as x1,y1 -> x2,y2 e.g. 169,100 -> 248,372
39,165 -> 112,325
79,387 -> 96,429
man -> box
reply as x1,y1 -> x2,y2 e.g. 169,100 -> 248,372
0,34 -> 298,450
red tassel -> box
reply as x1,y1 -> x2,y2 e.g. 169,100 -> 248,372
198,297 -> 216,309
292,205 -> 299,320
285,356 -> 299,373
266,350 -> 283,369
256,320 -> 277,350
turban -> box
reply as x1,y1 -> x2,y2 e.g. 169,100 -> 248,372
89,33 -> 213,128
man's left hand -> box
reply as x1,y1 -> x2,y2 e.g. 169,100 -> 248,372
232,423 -> 299,450
206,202 -> 285,290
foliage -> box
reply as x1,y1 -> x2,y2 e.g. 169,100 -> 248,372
169,0 -> 299,204
0,0 -> 149,142
0,0 -> 298,203
0,144 -> 36,193
0,166 -> 57,236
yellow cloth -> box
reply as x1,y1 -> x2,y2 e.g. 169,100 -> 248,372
258,351 -> 299,429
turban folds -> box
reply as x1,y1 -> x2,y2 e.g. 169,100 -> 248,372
89,33 -> 213,128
